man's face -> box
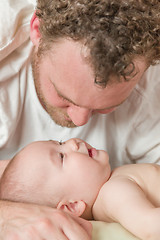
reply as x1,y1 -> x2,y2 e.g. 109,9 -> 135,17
32,39 -> 147,127
11,139 -> 111,206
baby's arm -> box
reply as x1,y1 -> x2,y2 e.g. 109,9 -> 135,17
93,177 -> 160,240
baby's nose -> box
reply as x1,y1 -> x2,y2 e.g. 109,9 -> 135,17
68,139 -> 79,151
77,142 -> 89,155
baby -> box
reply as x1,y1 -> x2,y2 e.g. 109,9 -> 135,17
0,138 -> 160,240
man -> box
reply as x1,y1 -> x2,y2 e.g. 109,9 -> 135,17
0,0 -> 159,239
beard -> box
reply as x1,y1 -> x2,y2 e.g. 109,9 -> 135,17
31,50 -> 77,128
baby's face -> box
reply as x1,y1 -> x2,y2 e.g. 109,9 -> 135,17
12,138 -> 111,207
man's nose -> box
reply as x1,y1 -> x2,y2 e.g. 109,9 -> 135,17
67,105 -> 92,126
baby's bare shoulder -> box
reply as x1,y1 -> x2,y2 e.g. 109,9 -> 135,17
111,163 -> 160,182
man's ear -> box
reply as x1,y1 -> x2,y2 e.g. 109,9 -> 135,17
30,11 -> 41,46
57,200 -> 86,217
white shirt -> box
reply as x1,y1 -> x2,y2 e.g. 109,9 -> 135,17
0,0 -> 160,169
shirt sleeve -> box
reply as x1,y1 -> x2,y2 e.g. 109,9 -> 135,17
0,0 -> 35,148
0,0 -> 35,62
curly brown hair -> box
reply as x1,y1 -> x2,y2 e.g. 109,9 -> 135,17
36,0 -> 160,86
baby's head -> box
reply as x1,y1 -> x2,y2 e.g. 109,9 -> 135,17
0,138 -> 111,219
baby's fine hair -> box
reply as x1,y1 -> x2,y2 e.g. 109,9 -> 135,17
0,156 -> 58,207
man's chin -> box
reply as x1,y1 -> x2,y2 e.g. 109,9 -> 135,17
52,117 -> 78,128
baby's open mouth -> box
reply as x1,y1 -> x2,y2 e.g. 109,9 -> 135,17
88,149 -> 92,157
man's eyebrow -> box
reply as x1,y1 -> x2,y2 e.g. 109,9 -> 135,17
53,81 -> 127,110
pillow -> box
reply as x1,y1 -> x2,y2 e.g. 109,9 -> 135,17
91,221 -> 139,240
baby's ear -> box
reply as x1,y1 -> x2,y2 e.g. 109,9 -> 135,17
57,200 -> 86,217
